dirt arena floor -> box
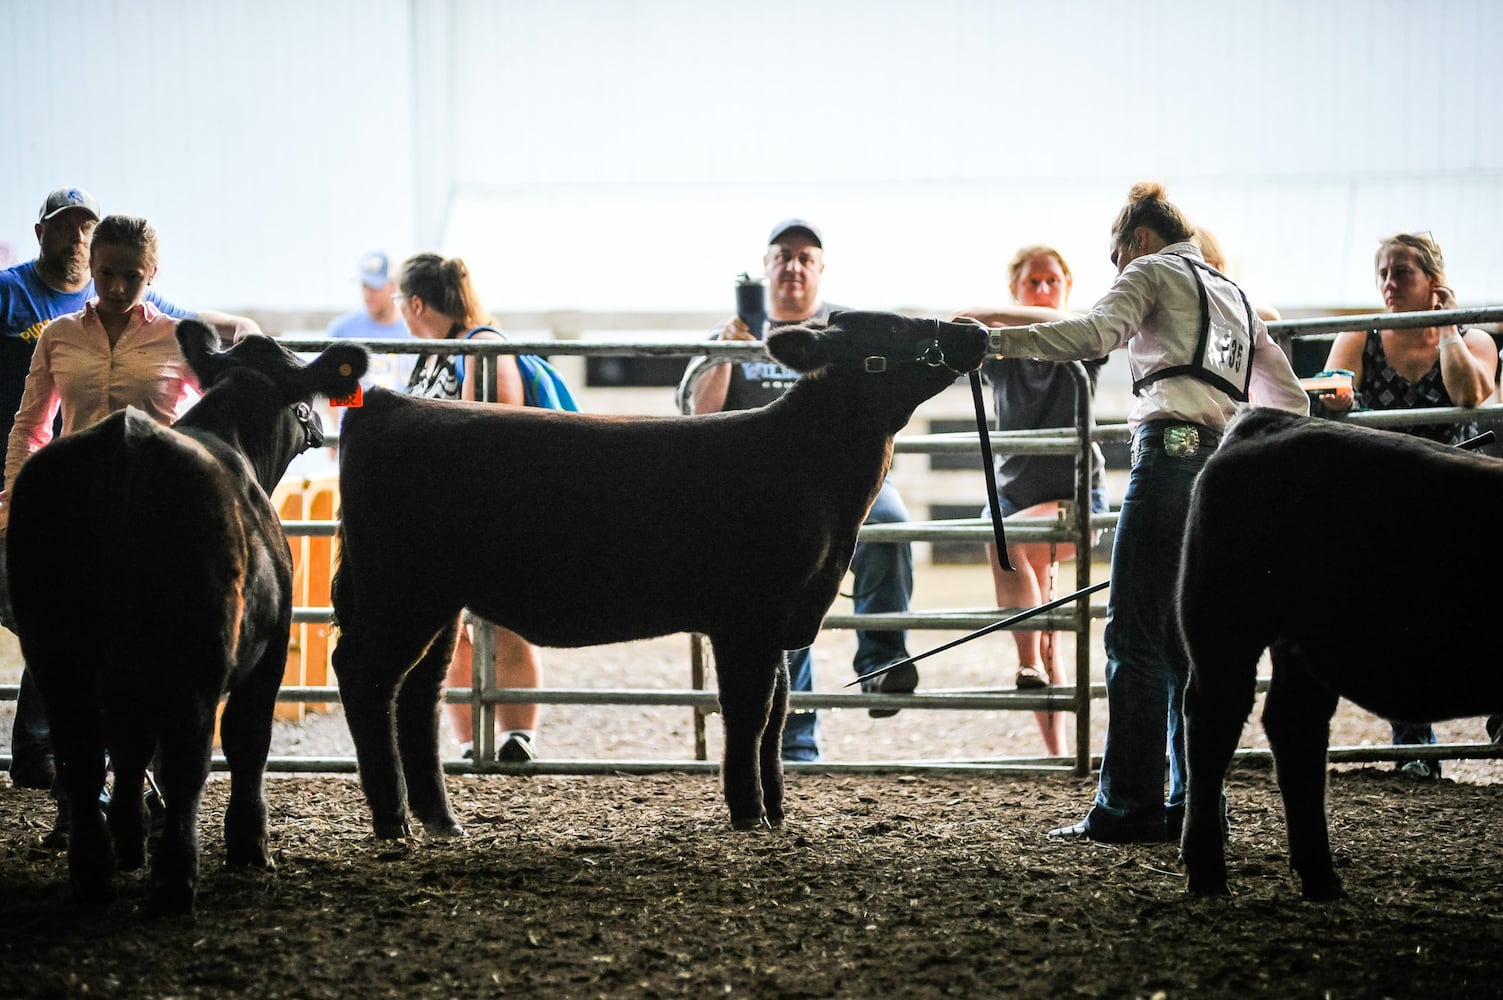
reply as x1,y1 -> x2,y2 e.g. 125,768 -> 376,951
2,565 -> 1500,998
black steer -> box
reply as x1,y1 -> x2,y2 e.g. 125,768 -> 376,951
331,311 -> 990,837
6,322 -> 366,914
1179,406 -> 1503,900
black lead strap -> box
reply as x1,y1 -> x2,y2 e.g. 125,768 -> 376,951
849,579 -> 1111,686
853,577 -> 1112,685
970,368 -> 1014,571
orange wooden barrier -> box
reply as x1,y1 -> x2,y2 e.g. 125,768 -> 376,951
272,476 -> 340,723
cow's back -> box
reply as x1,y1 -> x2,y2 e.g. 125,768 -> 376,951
335,390 -> 874,647
1183,407 -> 1503,716
9,411 -> 249,685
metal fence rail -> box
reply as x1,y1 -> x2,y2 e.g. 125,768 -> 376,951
5,306 -> 1502,779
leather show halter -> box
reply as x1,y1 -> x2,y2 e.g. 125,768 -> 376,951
852,319 -> 1014,572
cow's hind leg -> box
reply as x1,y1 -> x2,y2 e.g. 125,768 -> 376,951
1181,644 -> 1257,896
396,618 -> 463,838
333,610 -> 449,840
46,693 -> 116,904
1262,644 -> 1343,901
711,636 -> 782,830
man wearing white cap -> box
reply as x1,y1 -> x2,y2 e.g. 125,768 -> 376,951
0,186 -> 261,788
677,219 -> 918,763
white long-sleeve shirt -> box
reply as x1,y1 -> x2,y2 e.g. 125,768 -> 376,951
998,242 -> 1309,431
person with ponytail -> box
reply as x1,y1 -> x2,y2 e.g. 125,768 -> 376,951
978,182 -> 1309,843
394,252 -> 542,763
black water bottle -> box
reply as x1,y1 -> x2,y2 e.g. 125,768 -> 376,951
735,273 -> 767,339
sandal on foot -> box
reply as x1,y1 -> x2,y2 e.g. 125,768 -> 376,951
1015,664 -> 1049,690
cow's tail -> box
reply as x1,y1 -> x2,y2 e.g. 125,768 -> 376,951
1177,454 -> 1261,710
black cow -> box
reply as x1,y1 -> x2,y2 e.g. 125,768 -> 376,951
1178,406 -> 1503,900
331,311 -> 991,837
6,322 -> 366,914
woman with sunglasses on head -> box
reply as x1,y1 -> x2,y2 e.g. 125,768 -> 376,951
1318,233 -> 1498,779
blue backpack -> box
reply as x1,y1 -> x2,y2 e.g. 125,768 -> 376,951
458,326 -> 580,411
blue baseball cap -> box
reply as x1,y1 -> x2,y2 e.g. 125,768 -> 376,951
359,251 -> 391,289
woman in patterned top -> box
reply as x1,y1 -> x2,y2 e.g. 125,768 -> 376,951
1318,232 -> 1498,778
1319,233 -> 1495,442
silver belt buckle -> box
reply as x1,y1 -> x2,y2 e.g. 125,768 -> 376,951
1164,425 -> 1201,458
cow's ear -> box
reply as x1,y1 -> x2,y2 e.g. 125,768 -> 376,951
176,319 -> 229,385
766,325 -> 832,374
298,343 -> 370,400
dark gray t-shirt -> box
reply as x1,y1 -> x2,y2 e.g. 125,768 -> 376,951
984,354 -> 1107,510
689,302 -> 838,413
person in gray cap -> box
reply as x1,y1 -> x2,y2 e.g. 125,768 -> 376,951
0,187 -> 261,789
676,219 -> 918,763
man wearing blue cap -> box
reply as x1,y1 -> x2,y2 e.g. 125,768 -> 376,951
327,252 -> 408,341
677,219 -> 918,763
325,251 -> 414,391
0,186 -> 261,788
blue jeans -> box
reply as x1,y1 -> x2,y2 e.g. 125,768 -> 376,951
0,543 -> 52,777
783,479 -> 913,759
1391,722 -> 1436,748
9,666 -> 52,772
1090,428 -> 1214,827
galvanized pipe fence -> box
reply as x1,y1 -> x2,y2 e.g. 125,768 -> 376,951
5,307 -> 1503,778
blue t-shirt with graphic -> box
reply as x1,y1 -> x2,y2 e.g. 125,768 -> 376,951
326,310 -> 408,340
0,259 -> 189,468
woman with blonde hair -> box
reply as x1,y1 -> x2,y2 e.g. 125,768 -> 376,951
396,252 -> 542,763
957,245 -> 1108,757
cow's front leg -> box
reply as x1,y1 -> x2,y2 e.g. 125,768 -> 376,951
102,718 -> 155,873
221,637 -> 288,869
104,766 -> 149,873
396,619 -> 463,839
759,656 -> 790,829
711,636 -> 781,830
1263,649 -> 1343,901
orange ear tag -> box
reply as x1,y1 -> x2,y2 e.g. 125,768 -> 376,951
329,385 -> 364,408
